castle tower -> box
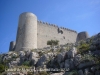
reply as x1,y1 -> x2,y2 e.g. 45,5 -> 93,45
77,31 -> 89,41
15,12 -> 37,51
9,41 -> 16,51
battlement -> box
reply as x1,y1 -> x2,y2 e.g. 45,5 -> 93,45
37,20 -> 77,33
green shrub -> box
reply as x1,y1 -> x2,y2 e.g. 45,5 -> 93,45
77,42 -> 90,54
0,64 -> 5,73
22,61 -> 30,66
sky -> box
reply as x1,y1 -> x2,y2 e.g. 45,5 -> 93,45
0,0 -> 100,53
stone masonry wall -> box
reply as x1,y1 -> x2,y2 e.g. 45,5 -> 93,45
37,21 -> 78,48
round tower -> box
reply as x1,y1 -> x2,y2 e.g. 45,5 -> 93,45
15,12 -> 37,51
9,41 -> 16,51
77,31 -> 89,41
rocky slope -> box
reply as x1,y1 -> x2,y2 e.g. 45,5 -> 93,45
0,32 -> 100,75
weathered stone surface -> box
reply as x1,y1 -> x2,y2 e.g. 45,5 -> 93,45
67,47 -> 77,58
31,57 -> 39,65
11,60 -> 19,66
3,55 -> 11,62
19,51 -> 25,57
78,70 -> 84,75
95,70 -> 100,75
84,68 -> 89,75
56,53 -> 64,64
25,50 -> 31,57
60,62 -> 64,68
69,58 -> 75,69
12,52 -> 18,57
78,61 -> 95,69
30,52 -> 39,59
64,59 -> 70,70
36,54 -> 49,67
74,54 -> 81,66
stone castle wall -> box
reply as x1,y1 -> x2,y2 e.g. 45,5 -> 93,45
9,12 -> 89,51
37,21 -> 77,48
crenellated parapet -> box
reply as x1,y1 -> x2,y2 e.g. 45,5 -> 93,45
37,20 -> 77,33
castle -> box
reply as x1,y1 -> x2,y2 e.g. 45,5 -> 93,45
9,12 -> 89,51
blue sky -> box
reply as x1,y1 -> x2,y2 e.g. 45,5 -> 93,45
0,0 -> 100,53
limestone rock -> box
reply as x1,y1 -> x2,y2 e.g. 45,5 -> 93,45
67,47 -> 77,58
25,50 -> 31,57
64,59 -> 70,70
78,70 -> 84,75
74,54 -> 81,66
69,58 -> 75,69
19,51 -> 25,57
12,52 -> 18,57
60,62 -> 64,68
36,54 -> 49,67
78,61 -> 95,69
31,57 -> 39,65
30,52 -> 39,59
56,53 -> 64,65
10,60 -> 19,66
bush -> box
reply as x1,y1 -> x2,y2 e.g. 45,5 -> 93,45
0,64 -> 5,73
22,61 -> 30,66
77,42 -> 90,54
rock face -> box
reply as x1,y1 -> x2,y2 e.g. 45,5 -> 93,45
78,70 -> 84,75
19,51 -> 25,57
56,53 -> 64,65
29,52 -> 39,65
64,59 -> 70,70
78,61 -> 95,69
74,54 -> 81,66
36,54 -> 49,67
2,32 -> 100,75
67,47 -> 77,58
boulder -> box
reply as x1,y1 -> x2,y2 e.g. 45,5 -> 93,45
3,55 -> 11,62
36,54 -> 49,67
25,50 -> 31,57
12,53 -> 18,57
10,60 -> 19,66
64,59 -> 70,70
31,57 -> 39,65
78,61 -> 95,69
67,47 -> 77,58
30,52 -> 39,59
29,52 -> 39,65
56,53 -> 64,65
19,51 -> 25,57
60,62 -> 64,68
69,58 -> 75,69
